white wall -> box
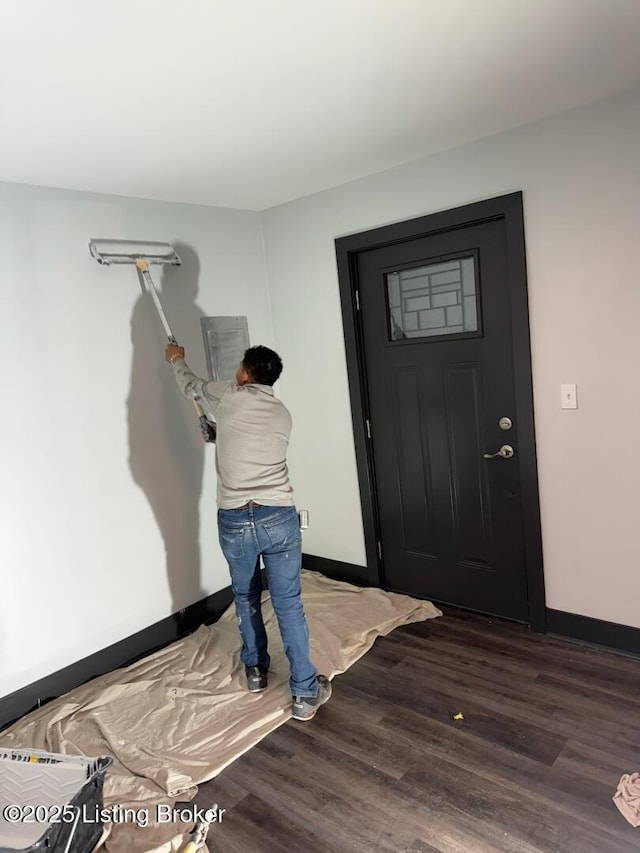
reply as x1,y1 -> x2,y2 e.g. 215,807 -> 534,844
262,88 -> 640,629
3,88 -> 639,701
0,183 -> 272,697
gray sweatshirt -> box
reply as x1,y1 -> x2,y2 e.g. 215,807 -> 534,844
170,359 -> 294,509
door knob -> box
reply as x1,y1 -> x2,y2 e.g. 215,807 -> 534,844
483,444 -> 514,459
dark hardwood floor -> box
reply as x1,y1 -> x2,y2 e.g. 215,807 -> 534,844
196,609 -> 640,852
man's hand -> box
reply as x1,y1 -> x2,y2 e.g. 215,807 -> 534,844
166,344 -> 185,364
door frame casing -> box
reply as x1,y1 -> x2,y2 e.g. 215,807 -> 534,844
335,192 -> 546,632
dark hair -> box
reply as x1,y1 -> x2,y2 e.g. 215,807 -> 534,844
242,345 -> 283,386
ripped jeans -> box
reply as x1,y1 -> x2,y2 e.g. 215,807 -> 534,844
217,504 -> 319,697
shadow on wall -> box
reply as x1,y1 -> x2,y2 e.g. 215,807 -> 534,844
0,619 -> 6,671
127,243 -> 208,631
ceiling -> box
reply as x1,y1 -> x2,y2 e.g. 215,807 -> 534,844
2,0 -> 640,211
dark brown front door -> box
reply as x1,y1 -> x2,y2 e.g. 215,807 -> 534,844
337,193 -> 545,625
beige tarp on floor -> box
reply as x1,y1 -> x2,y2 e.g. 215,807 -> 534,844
0,571 -> 441,853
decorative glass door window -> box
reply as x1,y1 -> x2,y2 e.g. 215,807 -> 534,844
386,256 -> 479,340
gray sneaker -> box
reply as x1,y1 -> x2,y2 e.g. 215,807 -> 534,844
245,665 -> 268,693
291,675 -> 332,721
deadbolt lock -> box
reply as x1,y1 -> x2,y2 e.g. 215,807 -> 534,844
499,417 -> 513,431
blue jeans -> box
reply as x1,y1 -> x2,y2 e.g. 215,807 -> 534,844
217,503 -> 319,698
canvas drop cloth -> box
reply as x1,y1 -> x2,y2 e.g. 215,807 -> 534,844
614,772 -> 640,828
0,570 -> 440,853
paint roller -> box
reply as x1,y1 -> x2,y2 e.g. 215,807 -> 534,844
89,238 -> 216,443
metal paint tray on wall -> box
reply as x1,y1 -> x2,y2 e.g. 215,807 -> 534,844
0,748 -> 112,853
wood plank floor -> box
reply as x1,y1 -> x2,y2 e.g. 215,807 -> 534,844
196,609 -> 640,852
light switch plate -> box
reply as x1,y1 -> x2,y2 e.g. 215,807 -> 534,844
561,383 -> 577,409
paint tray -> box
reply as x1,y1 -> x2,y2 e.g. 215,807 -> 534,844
0,748 -> 112,853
